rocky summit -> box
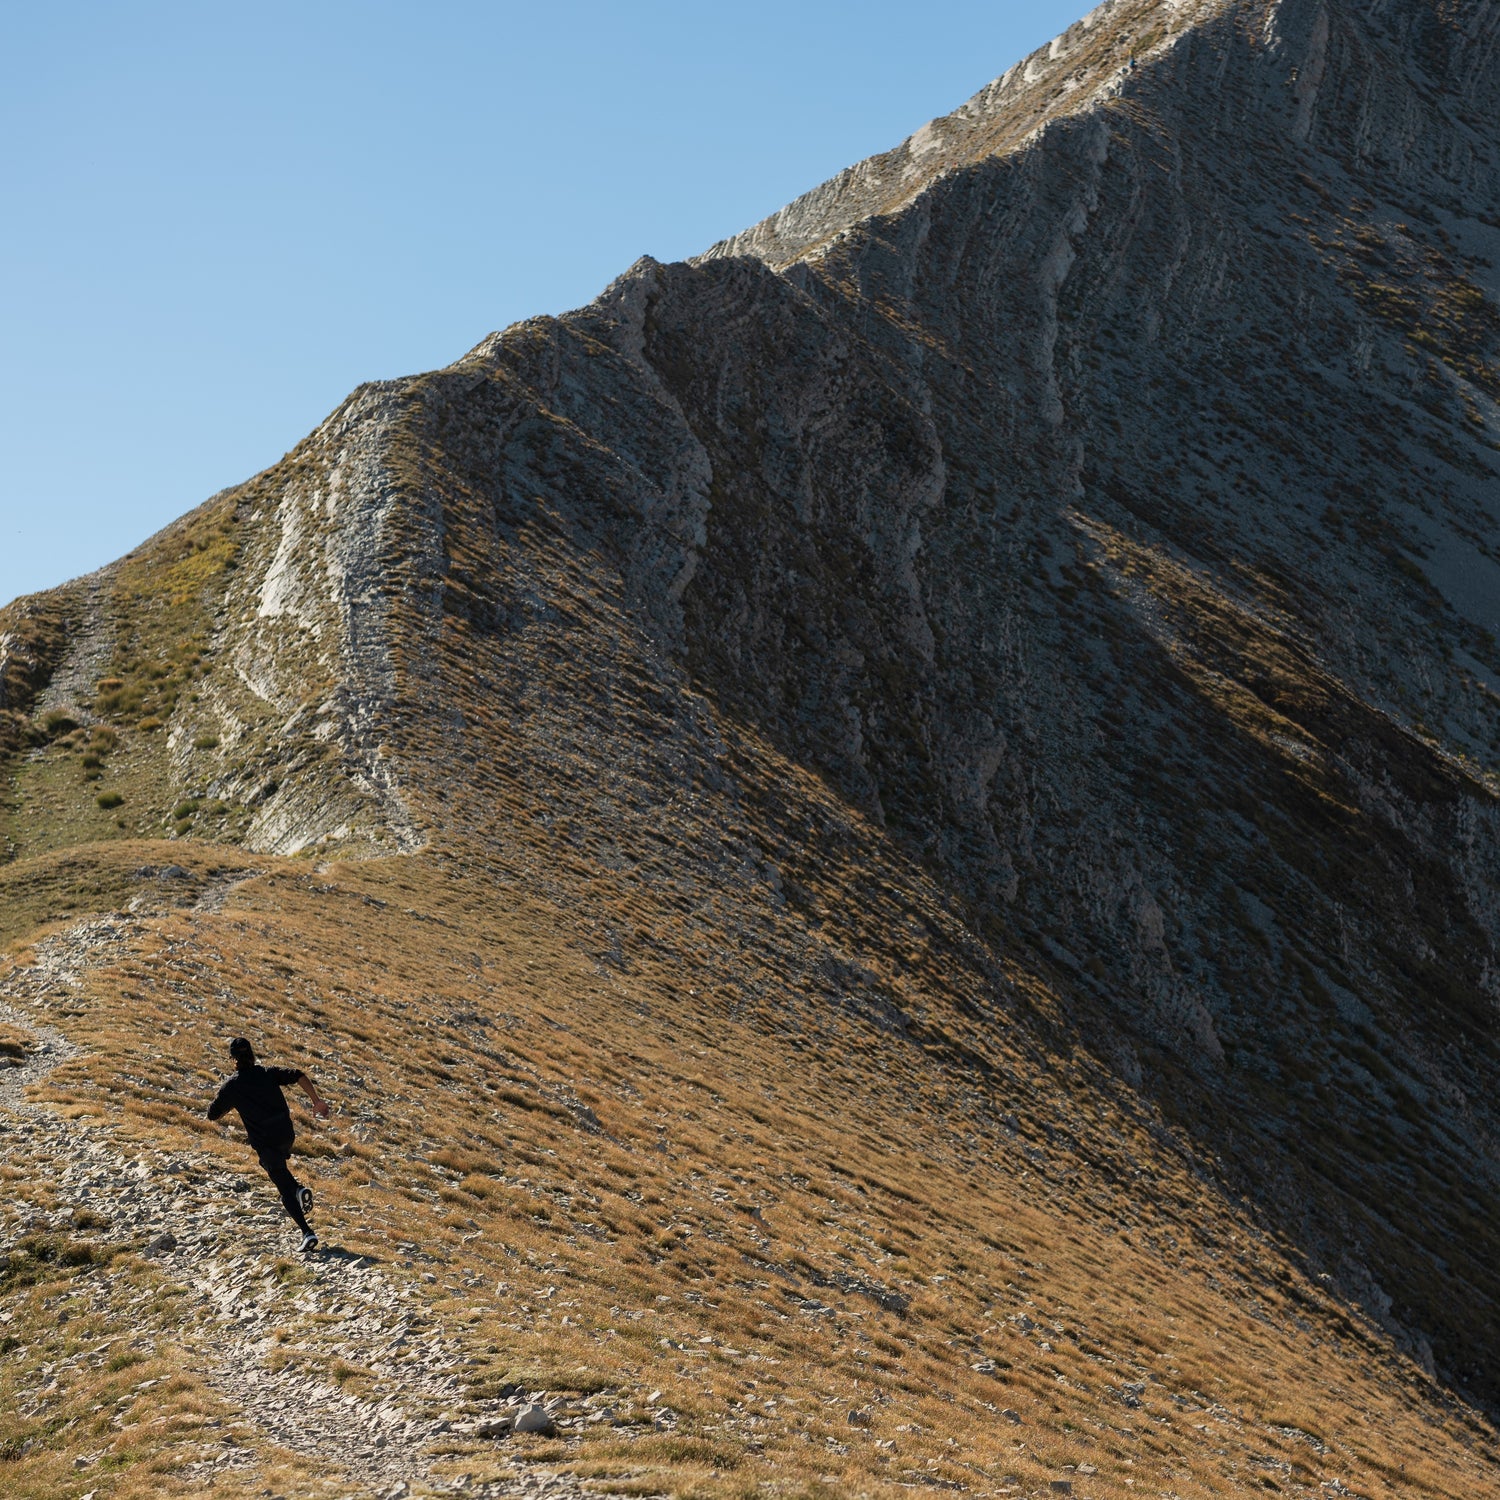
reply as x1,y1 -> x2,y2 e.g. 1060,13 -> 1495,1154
3,1 -> 1500,1497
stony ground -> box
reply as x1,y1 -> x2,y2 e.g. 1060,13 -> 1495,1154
4,845 -> 1495,1500
33,573 -> 115,731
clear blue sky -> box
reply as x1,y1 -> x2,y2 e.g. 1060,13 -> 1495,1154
1,1 -> 1085,608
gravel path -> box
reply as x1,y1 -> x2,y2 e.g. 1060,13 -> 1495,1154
35,570 -> 116,725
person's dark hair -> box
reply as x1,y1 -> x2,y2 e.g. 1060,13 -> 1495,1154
229,1036 -> 255,1071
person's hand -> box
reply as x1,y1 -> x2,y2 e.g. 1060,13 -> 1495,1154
314,1100 -> 331,1119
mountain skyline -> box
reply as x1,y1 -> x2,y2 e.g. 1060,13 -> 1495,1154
0,0 -> 1088,611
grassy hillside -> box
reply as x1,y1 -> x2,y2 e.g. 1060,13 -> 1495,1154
3,829 -> 1496,1500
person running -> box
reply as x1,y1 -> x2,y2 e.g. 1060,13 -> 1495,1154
208,1037 -> 331,1252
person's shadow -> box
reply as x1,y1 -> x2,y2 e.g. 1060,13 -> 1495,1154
312,1244 -> 383,1265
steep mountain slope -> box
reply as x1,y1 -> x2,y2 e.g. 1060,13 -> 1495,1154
3,0 -> 1500,1496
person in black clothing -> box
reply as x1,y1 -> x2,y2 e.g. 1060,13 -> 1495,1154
208,1037 -> 331,1252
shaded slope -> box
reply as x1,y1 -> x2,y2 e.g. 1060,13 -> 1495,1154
350,0 -> 1500,1410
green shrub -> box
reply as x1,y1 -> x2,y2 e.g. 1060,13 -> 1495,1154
95,688 -> 142,715
96,792 -> 124,810
0,1234 -> 102,1290
40,709 -> 78,738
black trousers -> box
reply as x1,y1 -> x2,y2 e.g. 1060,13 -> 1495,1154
253,1132 -> 310,1233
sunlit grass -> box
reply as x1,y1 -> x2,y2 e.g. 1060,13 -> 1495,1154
0,836 -> 1487,1499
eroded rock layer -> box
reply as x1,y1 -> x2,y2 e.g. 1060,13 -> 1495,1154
357,0 -> 1500,1403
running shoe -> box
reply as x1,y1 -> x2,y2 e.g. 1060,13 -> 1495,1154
297,1185 -> 314,1216
300,1231 -> 319,1254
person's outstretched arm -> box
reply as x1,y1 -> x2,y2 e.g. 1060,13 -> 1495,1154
296,1071 -> 331,1119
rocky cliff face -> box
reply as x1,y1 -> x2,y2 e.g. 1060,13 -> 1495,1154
374,0 -> 1500,1400
5,0 -> 1500,1417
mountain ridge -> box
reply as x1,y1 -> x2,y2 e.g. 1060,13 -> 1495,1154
699,0 -> 1225,269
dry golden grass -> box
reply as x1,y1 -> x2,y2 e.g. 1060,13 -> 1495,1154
0,1229 -> 345,1500
0,842 -> 264,951
2,825 -> 1492,1499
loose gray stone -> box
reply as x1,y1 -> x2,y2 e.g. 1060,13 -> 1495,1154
513,1404 -> 556,1435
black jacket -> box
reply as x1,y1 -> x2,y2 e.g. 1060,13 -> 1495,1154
208,1064 -> 303,1149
